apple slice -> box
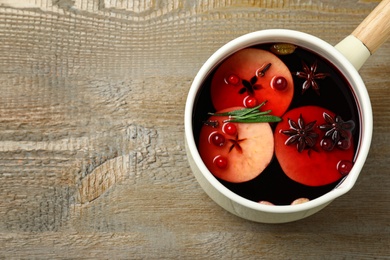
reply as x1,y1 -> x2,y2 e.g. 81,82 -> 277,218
198,107 -> 274,183
211,48 -> 294,117
274,106 -> 356,186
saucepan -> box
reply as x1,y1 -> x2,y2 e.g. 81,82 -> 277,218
184,0 -> 390,223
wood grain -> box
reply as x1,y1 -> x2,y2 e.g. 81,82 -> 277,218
0,0 -> 389,258
352,0 -> 390,53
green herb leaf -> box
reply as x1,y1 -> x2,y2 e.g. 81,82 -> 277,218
208,100 -> 282,123
227,115 -> 282,123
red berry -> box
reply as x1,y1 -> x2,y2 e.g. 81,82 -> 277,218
320,138 -> 334,151
213,155 -> 228,169
225,74 -> 240,85
223,123 -> 237,136
209,132 -> 225,147
243,96 -> 258,108
337,139 -> 351,150
271,76 -> 288,91
337,160 -> 353,175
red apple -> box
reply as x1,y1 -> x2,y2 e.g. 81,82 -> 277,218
274,106 -> 355,186
198,107 -> 274,183
211,48 -> 294,117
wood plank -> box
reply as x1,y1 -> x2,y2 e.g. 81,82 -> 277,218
0,0 -> 389,258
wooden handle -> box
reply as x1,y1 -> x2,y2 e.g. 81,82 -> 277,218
352,0 -> 390,54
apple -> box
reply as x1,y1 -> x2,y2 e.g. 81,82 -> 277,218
211,48 -> 294,117
274,106 -> 355,186
198,107 -> 274,183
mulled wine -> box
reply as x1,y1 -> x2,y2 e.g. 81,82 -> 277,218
192,43 -> 360,205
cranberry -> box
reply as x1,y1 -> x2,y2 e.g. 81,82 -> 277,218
337,160 -> 353,175
223,123 -> 237,136
225,74 -> 240,85
243,96 -> 258,108
209,132 -> 225,147
337,139 -> 351,150
213,155 -> 228,169
271,76 -> 288,91
320,138 -> 334,151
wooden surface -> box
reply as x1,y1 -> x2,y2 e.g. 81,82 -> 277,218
0,0 -> 389,258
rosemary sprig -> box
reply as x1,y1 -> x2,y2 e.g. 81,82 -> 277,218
208,101 -> 282,123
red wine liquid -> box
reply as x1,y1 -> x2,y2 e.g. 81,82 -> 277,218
192,43 -> 360,205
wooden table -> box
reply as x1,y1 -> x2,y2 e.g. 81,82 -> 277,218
0,0 -> 389,258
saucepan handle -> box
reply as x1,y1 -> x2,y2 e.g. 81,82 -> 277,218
335,0 -> 390,70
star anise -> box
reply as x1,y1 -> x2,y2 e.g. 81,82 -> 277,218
228,134 -> 246,153
318,112 -> 355,150
238,63 -> 271,95
295,60 -> 329,95
281,114 -> 318,153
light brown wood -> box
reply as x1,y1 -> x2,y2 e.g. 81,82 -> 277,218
352,0 -> 390,53
0,0 -> 389,258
